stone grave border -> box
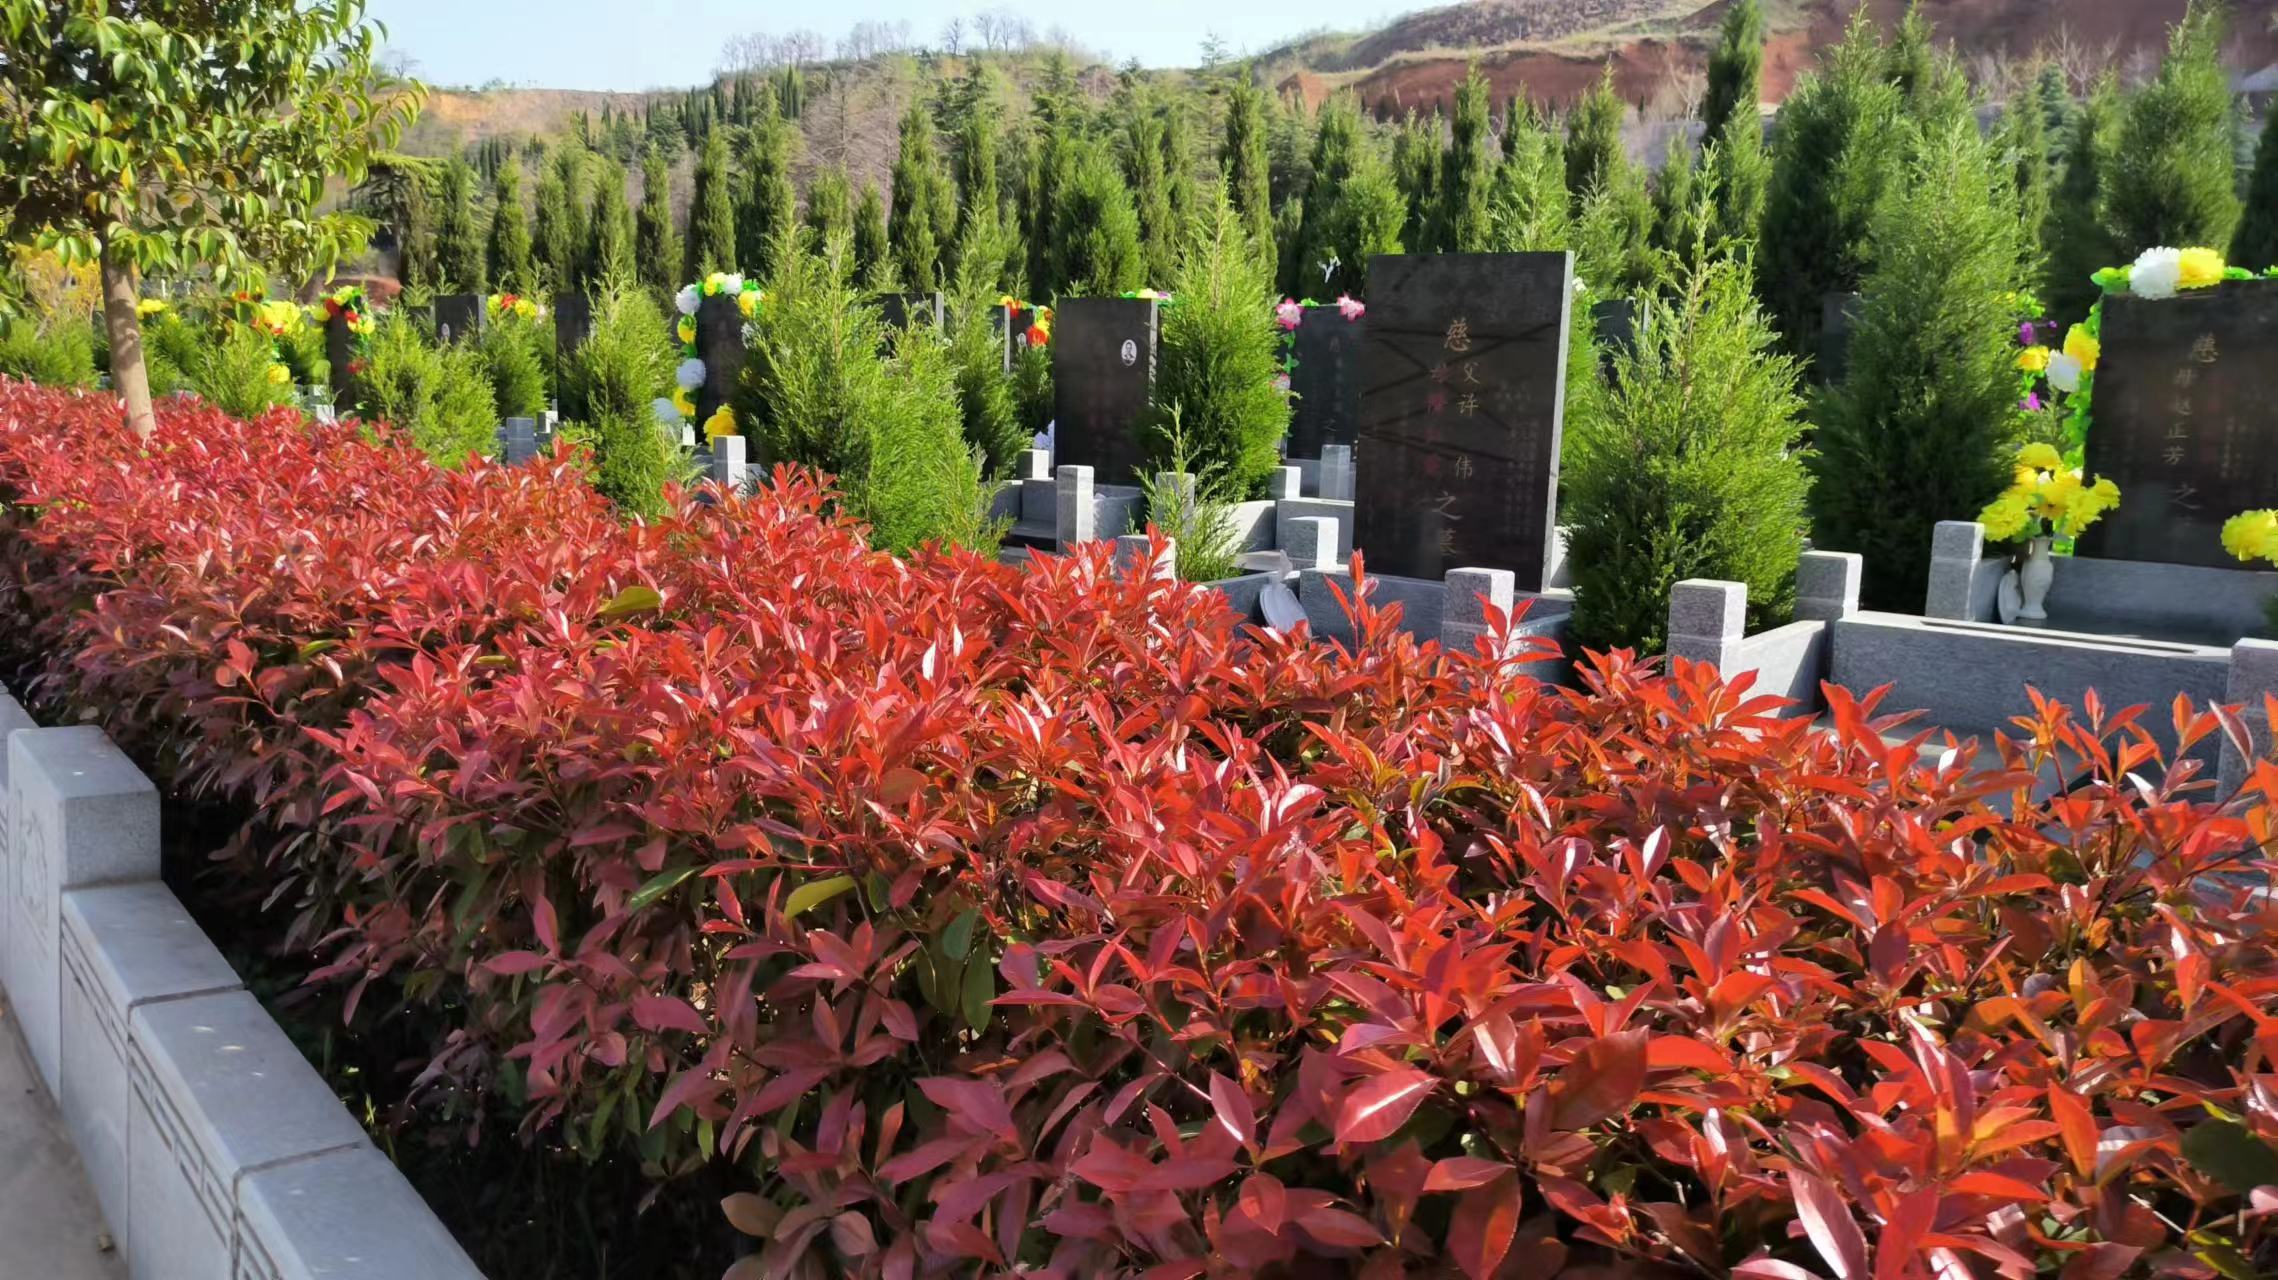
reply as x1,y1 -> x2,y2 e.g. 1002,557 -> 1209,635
0,693 -> 484,1279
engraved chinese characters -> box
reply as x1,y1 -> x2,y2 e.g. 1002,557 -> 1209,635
2080,280 -> 2278,569
1355,252 -> 1574,588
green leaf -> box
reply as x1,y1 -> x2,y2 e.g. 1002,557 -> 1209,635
942,908 -> 978,960
297,638 -> 339,659
598,584 -> 662,619
960,948 -> 995,1028
783,874 -> 857,919
2182,1118 -> 2278,1195
625,865 -> 696,915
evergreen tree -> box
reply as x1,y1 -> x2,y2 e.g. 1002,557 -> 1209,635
853,182 -> 890,288
2044,79 -> 2118,322
685,130 -> 737,279
1810,123 -> 2027,611
738,84 -> 799,281
529,149 -> 571,294
1147,190 -> 1289,496
889,102 -> 956,291
1265,88 -> 1316,216
955,98 -> 1004,255
1488,105 -> 1572,251
485,155 -> 533,294
2035,62 -> 2075,169
566,282 -> 679,517
1649,132 -> 1702,273
2105,5 -> 2241,260
1564,69 -> 1628,214
397,169 -> 436,293
2232,109 -> 2278,269
1221,75 -> 1274,250
1162,107 -> 1201,248
435,153 -> 488,293
805,166 -> 854,249
1705,110 -> 1768,261
1566,253 -> 1808,654
1391,110 -> 1442,252
1996,86 -> 2052,273
1700,0 -> 1764,145
549,143 -> 592,289
1439,66 -> 1496,254
1757,11 -> 1903,362
1886,2 -> 1973,136
634,148 -> 681,300
1326,141 -> 1407,298
1293,93 -> 1364,291
1565,72 -> 1654,292
1050,137 -> 1145,295
1128,110 -> 1178,287
584,157 -> 635,289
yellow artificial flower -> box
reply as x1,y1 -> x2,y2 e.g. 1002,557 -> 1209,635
2178,247 -> 2226,290
2018,442 -> 2063,472
2016,346 -> 2050,373
670,385 -> 695,418
266,363 -> 292,386
515,298 -> 539,320
257,299 -> 301,335
703,405 -> 737,438
2224,510 -> 2278,565
676,315 -> 697,344
1978,491 -> 2033,542
135,298 -> 169,318
2063,325 -> 2100,372
736,290 -> 759,318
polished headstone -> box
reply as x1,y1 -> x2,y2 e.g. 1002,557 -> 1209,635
1287,305 -> 1365,459
1052,297 -> 1158,485
432,293 -> 483,344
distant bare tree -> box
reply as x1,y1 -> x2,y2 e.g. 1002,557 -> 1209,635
780,29 -> 826,67
2044,24 -> 2118,94
941,16 -> 966,58
976,8 -> 1032,54
1644,65 -> 1705,122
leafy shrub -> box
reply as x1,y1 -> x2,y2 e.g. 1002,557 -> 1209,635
563,283 -> 679,516
478,308 -> 551,422
947,247 -> 1027,477
0,313 -> 97,388
180,321 -> 298,420
4,383 -> 2278,1279
1145,191 -> 1288,498
357,310 -> 501,466
1011,337 -> 1052,443
1565,252 -> 1809,653
1138,409 -> 1245,582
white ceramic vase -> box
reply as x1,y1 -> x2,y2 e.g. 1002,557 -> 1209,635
2017,536 -> 2055,621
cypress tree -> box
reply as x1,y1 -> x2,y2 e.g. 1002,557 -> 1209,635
1050,136 -> 1145,295
1566,72 -> 1654,292
805,166 -> 854,249
634,148 -> 681,300
889,102 -> 955,291
2232,111 -> 2278,269
1325,136 -> 1407,298
1757,11 -> 1903,361
486,155 -> 534,294
1886,2 -> 1973,137
738,84 -> 799,281
853,182 -> 890,288
685,130 -> 736,279
1700,0 -> 1764,145
1128,111 -> 1178,287
1439,66 -> 1495,254
1293,93 -> 1363,291
529,150 -> 568,294
1810,122 -> 2027,611
585,157 -> 635,289
2105,4 -> 2241,260
954,100 -> 1008,287
1996,85 -> 2052,273
1163,108 -> 1201,248
435,154 -> 488,294
1650,131 -> 1702,271
1705,109 -> 1769,262
2036,62 -> 2074,168
535,144 -> 590,294
2044,78 -> 2118,322
1147,189 -> 1289,496
1391,111 -> 1442,253
1564,69 -> 1628,214
1221,75 -> 1274,250
1489,104 -> 1571,251
398,169 -> 436,293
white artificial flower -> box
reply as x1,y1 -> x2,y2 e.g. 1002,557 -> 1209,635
675,285 -> 701,316
676,358 -> 707,391
2130,247 -> 2182,301
719,273 -> 745,294
651,397 -> 681,427
2046,353 -> 2082,394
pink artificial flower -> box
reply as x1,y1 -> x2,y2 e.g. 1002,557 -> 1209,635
1275,299 -> 1303,330
1337,294 -> 1365,321
2021,392 -> 2042,411
1274,372 -> 1292,393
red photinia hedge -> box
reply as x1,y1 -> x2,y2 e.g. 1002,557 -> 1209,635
3,379 -> 2277,1279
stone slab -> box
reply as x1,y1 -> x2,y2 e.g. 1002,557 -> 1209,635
0,1008 -> 124,1280
234,1145 -> 483,1280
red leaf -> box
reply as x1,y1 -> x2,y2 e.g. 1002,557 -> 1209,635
1295,1204 -> 1381,1248
2049,1084 -> 2096,1178
1546,1030 -> 1648,1130
1446,1172 -> 1522,1280
1789,1172 -> 1869,1280
1945,1170 -> 2048,1203
1208,1072 -> 1257,1152
631,994 -> 708,1037
1646,1034 -> 1733,1073
481,950 -> 546,976
830,1211 -> 877,1257
1334,1068 -> 1437,1146
917,1077 -> 1017,1145
1424,1156 -> 1513,1192
1236,1174 -> 1286,1233
2059,1243 -> 2143,1280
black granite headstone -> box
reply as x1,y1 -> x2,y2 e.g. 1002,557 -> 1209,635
1356,252 -> 1573,589
1052,297 -> 1158,484
989,304 -> 1017,373
1592,297 -> 1648,374
2078,279 -> 2278,569
695,294 -> 745,426
879,292 -> 945,332
1819,292 -> 1863,384
553,293 -> 593,366
433,293 -> 484,344
1287,305 -> 1365,460
323,314 -> 359,412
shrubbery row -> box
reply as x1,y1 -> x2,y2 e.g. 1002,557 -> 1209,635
3,381 -> 2277,1276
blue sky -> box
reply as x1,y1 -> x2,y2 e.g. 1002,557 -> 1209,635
364,1 -> 1432,92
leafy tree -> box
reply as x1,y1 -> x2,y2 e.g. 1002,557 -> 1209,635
955,97 -> 1007,283
2044,78 -> 2119,322
1050,138 -> 1145,296
397,169 -> 437,293
1391,111 -> 1443,252
565,282 -> 679,517
486,156 -> 534,293
889,103 -> 956,291
2232,107 -> 2278,269
584,158 -> 635,290
1810,123 -> 2027,611
1564,69 -> 1628,214
1650,132 -> 1702,272
1128,111 -> 1179,288
853,183 -> 891,288
530,147 -> 575,294
1221,75 -> 1274,250
634,149 -> 681,300
0,0 -> 416,436
1757,11 -> 1904,362
805,167 -> 854,249
1701,0 -> 1764,145
1293,94 -> 1364,292
1995,85 -> 2052,274
685,131 -> 737,279
2105,5 -> 2241,260
1440,67 -> 1496,254
1146,192 -> 1287,496
1566,252 -> 1808,653
738,85 -> 798,281
436,154 -> 488,293
1705,112 -> 1769,262
357,309 -> 500,466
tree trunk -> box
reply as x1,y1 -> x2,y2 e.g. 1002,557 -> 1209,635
99,236 -> 156,439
